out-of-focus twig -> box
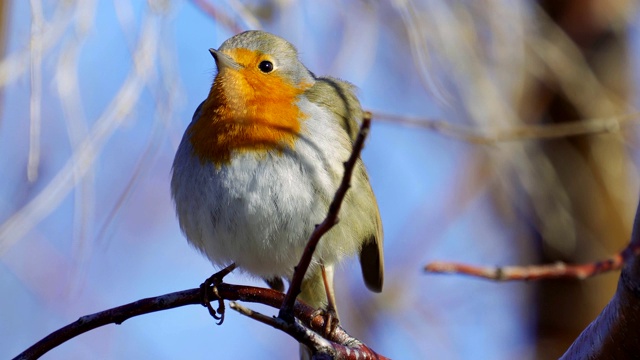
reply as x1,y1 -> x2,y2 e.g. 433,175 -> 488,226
189,0 -> 244,34
54,0 -> 97,285
373,111 -> 640,144
0,2 -> 72,88
28,0 -> 44,182
0,7 -> 162,253
425,242 -> 640,281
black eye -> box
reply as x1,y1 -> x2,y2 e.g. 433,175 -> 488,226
258,60 -> 274,73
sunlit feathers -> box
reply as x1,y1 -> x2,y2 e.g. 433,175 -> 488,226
188,48 -> 311,166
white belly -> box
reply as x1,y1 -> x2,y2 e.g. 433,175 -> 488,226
171,110 -> 359,279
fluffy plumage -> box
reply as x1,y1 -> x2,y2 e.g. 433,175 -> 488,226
171,30 -> 383,333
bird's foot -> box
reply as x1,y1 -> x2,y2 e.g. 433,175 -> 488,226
311,306 -> 340,338
200,263 -> 237,325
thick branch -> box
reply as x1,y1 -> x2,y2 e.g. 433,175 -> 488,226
560,198 -> 640,359
231,302 -> 386,360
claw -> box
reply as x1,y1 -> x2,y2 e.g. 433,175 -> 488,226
200,263 -> 237,325
311,307 -> 340,337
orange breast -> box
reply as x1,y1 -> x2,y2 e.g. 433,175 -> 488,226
189,49 -> 310,166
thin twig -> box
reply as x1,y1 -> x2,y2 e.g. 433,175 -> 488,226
189,0 -> 243,34
279,113 -> 372,318
0,7 -> 161,252
28,0 -> 44,182
425,243 -> 640,281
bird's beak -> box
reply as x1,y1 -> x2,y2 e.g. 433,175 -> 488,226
209,48 -> 241,71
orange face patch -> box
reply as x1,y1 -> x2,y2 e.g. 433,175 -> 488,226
188,48 -> 311,166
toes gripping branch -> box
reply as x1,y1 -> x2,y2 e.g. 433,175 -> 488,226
200,263 -> 237,325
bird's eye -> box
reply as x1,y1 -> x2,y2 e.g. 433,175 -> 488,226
258,60 -> 274,73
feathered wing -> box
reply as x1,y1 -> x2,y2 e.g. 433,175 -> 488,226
305,76 -> 384,293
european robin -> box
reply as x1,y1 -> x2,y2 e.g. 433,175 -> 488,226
171,30 -> 383,354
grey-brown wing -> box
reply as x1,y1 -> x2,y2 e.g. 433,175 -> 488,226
357,162 -> 384,293
306,77 -> 384,292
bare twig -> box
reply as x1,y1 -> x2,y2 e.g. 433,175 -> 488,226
279,113 -> 372,318
0,6 -> 162,252
28,0 -> 44,182
425,243 -> 640,281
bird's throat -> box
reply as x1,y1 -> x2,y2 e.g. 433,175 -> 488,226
189,66 -> 310,166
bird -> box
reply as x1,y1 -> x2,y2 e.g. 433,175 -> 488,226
170,30 -> 383,357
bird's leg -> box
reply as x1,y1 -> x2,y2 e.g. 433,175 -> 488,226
264,276 -> 285,292
319,263 -> 339,336
200,263 -> 237,325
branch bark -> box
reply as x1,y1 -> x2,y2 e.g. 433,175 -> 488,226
425,244 -> 640,281
560,199 -> 640,359
13,283 -> 385,360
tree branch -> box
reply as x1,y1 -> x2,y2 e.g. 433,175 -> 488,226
13,282 -> 385,359
231,302 -> 387,360
423,195 -> 640,359
560,198 -> 640,359
373,111 -> 640,144
425,243 -> 640,281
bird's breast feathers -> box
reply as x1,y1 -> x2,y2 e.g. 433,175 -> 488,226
171,97 -> 357,277
187,57 -> 313,166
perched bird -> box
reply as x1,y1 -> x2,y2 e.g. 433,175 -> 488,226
171,30 -> 383,356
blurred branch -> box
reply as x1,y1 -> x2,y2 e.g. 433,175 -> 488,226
189,0 -> 244,34
28,0 -> 44,182
373,111 -> 640,144
425,242 -> 639,280
0,0 -> 8,125
0,6 -> 162,252
424,195 -> 640,358
0,2 -> 72,88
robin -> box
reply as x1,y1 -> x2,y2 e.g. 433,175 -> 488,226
171,30 -> 383,356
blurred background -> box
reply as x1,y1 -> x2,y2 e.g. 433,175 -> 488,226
1,1 -> 639,359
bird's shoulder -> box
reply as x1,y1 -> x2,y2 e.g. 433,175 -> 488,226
304,76 -> 363,141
